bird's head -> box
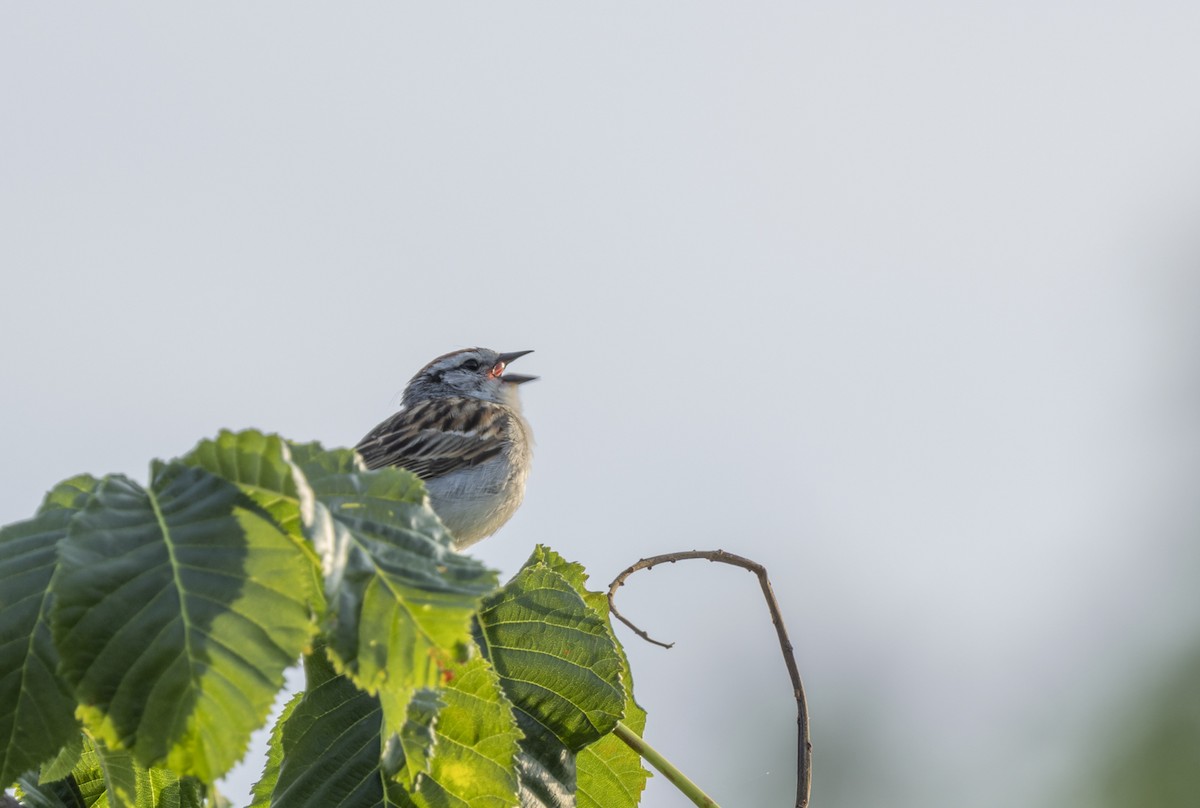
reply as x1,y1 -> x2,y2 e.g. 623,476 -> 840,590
403,348 -> 537,406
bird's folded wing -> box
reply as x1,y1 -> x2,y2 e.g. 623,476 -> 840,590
355,398 -> 509,479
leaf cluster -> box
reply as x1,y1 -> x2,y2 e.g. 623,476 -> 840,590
0,430 -> 648,807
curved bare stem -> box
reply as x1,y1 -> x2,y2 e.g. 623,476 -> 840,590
607,550 -> 812,808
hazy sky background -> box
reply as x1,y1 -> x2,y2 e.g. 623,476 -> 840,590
3,4 -> 1200,807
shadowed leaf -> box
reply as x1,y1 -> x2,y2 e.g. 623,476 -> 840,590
0,475 -> 99,786
474,550 -> 627,806
270,651 -> 416,808
524,548 -> 650,808
18,735 -> 203,808
38,734 -> 84,784
249,693 -> 302,808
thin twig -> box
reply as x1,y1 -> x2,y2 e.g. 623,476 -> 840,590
607,550 -> 812,808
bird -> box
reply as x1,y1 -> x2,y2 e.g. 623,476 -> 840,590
355,348 -> 536,549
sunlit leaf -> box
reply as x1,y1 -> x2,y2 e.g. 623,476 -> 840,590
50,462 -> 315,782
93,743 -> 139,806
182,430 -> 308,550
38,475 -> 103,516
400,658 -> 522,808
288,443 -> 497,755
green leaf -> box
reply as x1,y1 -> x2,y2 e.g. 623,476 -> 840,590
49,462 -> 315,782
288,443 -> 498,754
398,658 -> 522,808
19,735 -> 204,808
39,734 -> 84,783
93,743 -> 139,807
389,689 -> 440,789
510,719 -> 574,808
267,651 -> 521,808
248,693 -> 302,808
38,475 -> 104,516
474,552 -> 626,805
524,548 -> 650,808
181,430 -> 307,548
181,429 -> 326,616
575,732 -> 648,808
0,475 -> 100,786
476,562 -> 625,750
270,652 -> 416,808
16,762 -> 95,808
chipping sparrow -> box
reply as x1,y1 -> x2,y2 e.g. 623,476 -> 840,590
355,348 -> 536,549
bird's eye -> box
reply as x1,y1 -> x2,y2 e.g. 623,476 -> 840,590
461,359 -> 481,371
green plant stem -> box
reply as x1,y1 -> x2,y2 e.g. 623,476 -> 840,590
612,721 -> 720,808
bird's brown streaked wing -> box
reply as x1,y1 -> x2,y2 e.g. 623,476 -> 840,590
355,398 -> 510,479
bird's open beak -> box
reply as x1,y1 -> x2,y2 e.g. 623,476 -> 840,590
496,350 -> 538,384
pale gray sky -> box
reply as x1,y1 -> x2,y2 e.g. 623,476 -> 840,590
3,4 -> 1200,807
